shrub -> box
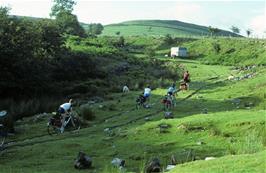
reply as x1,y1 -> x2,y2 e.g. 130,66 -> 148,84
0,112 -> 14,133
212,43 -> 221,53
0,97 -> 62,120
79,104 -> 95,121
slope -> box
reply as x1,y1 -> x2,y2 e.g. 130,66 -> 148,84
102,20 -> 241,37
0,58 -> 265,173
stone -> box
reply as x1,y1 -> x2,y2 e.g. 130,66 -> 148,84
145,117 -> 151,121
164,112 -> 174,119
145,158 -> 161,173
205,157 -> 216,161
196,141 -> 205,145
166,165 -> 176,171
74,151 -> 92,169
111,158 -> 125,168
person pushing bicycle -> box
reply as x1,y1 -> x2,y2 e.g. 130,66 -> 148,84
57,99 -> 75,133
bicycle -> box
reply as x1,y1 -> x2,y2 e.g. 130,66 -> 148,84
47,111 -> 81,135
136,95 -> 146,109
0,110 -> 8,150
0,124 -> 7,150
162,94 -> 177,111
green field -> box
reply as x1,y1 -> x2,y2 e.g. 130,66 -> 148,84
1,56 -> 265,173
102,20 -> 241,37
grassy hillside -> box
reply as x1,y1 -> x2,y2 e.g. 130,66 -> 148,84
1,58 -> 265,173
181,38 -> 266,65
102,20 -> 241,37
171,150 -> 265,173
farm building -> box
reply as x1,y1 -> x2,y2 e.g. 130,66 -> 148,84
171,47 -> 187,57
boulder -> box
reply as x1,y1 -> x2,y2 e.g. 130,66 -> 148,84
164,112 -> 173,119
111,158 -> 125,169
145,158 -> 161,173
205,157 -> 216,161
166,165 -> 176,171
74,151 -> 92,169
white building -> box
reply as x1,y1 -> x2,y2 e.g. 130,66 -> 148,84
171,47 -> 187,57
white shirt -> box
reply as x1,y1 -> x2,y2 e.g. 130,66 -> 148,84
60,103 -> 71,111
168,86 -> 176,93
123,86 -> 129,92
144,88 -> 151,95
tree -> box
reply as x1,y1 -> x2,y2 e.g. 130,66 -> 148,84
50,0 -> 85,37
117,36 -> 125,47
230,26 -> 240,34
55,10 -> 86,37
208,26 -> 220,37
246,29 -> 252,37
164,34 -> 175,45
87,23 -> 104,36
145,47 -> 155,58
50,0 -> 76,17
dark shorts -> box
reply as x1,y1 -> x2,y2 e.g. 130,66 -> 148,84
167,91 -> 173,96
58,107 -> 65,114
184,78 -> 190,83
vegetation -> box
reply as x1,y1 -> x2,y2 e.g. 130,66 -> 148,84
86,23 -> 104,36
230,26 -> 240,34
0,58 -> 265,173
0,4 -> 265,173
181,38 -> 266,65
102,20 -> 241,37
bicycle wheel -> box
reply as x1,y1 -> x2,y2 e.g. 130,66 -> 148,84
47,123 -> 59,135
136,102 -> 140,110
0,127 -> 6,150
65,116 -> 80,131
0,135 -> 5,149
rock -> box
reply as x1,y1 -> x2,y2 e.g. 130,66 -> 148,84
166,165 -> 176,171
111,158 -> 125,168
201,108 -> 208,114
74,151 -> 92,169
231,98 -> 241,105
145,158 -> 161,173
159,124 -> 170,129
164,112 -> 174,119
145,117 -> 151,121
104,128 -> 110,132
205,157 -> 216,161
196,141 -> 205,145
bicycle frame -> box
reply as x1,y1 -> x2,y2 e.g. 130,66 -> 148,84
0,124 -> 6,149
48,112 -> 80,135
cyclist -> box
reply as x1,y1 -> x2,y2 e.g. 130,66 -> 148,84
144,86 -> 151,99
58,99 -> 74,133
167,83 -> 177,96
183,70 -> 190,90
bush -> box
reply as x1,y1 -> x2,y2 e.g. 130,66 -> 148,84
0,97 -> 63,120
0,112 -> 14,133
79,105 -> 95,121
212,43 -> 221,53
